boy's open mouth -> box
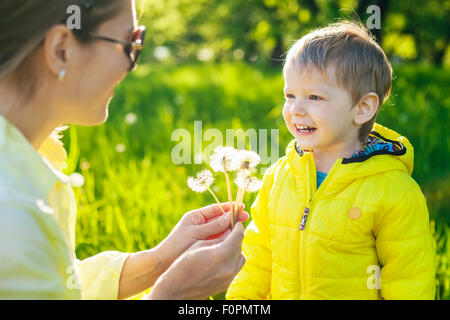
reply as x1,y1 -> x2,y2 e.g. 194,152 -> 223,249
294,124 -> 317,135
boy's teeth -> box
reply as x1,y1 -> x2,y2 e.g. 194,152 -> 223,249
295,125 -> 315,130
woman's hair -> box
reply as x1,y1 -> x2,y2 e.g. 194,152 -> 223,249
0,0 -> 123,101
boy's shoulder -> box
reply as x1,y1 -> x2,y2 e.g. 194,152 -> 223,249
367,163 -> 421,187
260,155 -> 292,184
363,168 -> 426,208
260,139 -> 305,179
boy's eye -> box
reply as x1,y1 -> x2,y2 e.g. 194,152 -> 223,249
309,95 -> 322,101
285,94 -> 295,99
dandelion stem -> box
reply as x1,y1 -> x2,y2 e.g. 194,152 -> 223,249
232,188 -> 239,229
233,187 -> 246,228
224,171 -> 234,221
204,184 -> 226,215
234,189 -> 246,226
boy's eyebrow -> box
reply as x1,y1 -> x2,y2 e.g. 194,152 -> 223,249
307,86 -> 332,94
284,86 -> 331,95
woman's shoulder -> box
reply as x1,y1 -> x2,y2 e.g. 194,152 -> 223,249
0,191 -> 63,241
0,193 -> 78,299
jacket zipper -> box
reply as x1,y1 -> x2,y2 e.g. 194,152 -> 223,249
298,165 -> 315,230
299,157 -> 341,230
299,154 -> 341,298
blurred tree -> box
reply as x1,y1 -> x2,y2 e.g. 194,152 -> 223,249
138,0 -> 449,66
383,0 -> 449,65
356,0 -> 390,44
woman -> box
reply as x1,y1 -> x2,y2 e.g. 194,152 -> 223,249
0,0 -> 247,300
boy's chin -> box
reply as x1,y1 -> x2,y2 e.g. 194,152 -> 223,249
295,139 -> 317,151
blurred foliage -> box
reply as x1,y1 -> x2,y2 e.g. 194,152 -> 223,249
64,62 -> 449,299
62,0 -> 450,300
137,0 -> 449,66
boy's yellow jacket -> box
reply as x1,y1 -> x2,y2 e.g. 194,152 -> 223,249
226,123 -> 436,300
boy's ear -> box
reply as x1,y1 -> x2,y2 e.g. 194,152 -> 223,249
353,92 -> 379,126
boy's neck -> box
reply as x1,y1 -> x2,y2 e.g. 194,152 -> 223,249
312,141 -> 364,173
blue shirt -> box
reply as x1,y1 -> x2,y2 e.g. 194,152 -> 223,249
316,171 -> 327,189
315,135 -> 398,190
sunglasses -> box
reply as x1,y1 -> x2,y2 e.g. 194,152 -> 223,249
88,26 -> 147,71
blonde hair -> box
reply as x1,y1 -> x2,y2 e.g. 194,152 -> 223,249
283,21 -> 392,145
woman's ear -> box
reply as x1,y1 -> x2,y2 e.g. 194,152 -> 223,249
353,92 -> 379,126
42,25 -> 75,78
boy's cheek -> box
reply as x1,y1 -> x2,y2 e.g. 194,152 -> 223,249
283,118 -> 293,135
282,108 -> 291,127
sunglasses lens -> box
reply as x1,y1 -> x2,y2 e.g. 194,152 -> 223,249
129,28 -> 146,68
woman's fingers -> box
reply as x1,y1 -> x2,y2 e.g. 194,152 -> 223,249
196,202 -> 245,223
236,210 -> 249,222
205,227 -> 232,241
219,223 -> 246,278
195,211 -> 233,239
235,253 -> 246,273
197,203 -> 232,220
191,237 -> 224,249
206,210 -> 249,224
197,208 -> 249,240
149,221 -> 247,300
220,222 -> 245,252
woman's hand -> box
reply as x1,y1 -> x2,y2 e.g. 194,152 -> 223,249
156,203 -> 249,269
118,203 -> 248,299
146,222 -> 246,300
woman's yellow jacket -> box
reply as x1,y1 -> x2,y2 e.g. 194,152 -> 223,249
226,123 -> 436,300
0,115 -> 130,299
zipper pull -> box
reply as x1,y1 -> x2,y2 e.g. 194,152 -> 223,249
299,206 -> 309,230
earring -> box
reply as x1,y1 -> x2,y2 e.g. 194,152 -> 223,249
58,69 -> 67,81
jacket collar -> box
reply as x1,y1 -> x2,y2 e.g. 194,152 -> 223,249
286,123 -> 415,186
0,114 -> 68,199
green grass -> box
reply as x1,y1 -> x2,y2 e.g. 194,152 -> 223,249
63,62 -> 450,300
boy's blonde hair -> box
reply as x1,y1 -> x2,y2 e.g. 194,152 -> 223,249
283,21 -> 392,145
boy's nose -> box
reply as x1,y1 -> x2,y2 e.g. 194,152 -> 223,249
291,100 -> 308,116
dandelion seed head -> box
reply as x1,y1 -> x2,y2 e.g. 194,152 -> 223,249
187,177 -> 207,192
116,144 -> 126,153
125,113 -> 138,125
234,172 -> 246,190
239,168 -> 256,178
80,158 -> 91,171
246,176 -> 262,193
187,170 -> 214,193
69,172 -> 85,188
197,170 -> 214,185
197,48 -> 214,61
209,146 -> 239,172
234,171 -> 262,193
154,46 -> 170,61
232,150 -> 260,171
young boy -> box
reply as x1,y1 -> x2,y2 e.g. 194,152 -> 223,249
226,21 -> 436,300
